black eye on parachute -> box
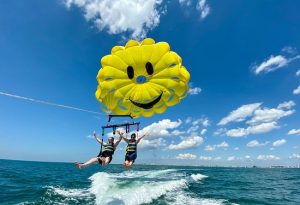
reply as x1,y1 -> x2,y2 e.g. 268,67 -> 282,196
127,66 -> 134,79
145,62 -> 154,75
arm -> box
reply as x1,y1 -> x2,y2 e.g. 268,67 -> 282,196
117,130 -> 129,143
93,132 -> 106,145
137,132 -> 150,144
114,136 -> 122,148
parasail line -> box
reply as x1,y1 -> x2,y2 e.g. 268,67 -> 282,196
0,91 -> 104,115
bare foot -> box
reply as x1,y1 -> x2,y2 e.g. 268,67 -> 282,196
123,163 -> 130,169
75,162 -> 82,169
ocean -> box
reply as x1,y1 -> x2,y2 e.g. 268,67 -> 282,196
0,159 -> 299,205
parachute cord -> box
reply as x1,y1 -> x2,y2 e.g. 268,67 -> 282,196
137,123 -> 140,138
99,138 -> 103,156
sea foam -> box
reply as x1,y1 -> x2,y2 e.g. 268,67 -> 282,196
191,173 -> 208,181
89,171 -> 187,205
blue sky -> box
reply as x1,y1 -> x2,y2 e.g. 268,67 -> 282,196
0,0 -> 300,166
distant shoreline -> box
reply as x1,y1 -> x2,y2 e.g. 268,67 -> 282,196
1,158 -> 299,169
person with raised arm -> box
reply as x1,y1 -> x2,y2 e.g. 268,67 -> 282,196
117,130 -> 149,168
75,131 -> 122,169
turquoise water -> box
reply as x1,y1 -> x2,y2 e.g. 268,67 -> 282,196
1,159 -> 300,205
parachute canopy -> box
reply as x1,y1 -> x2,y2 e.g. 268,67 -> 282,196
95,38 -> 190,118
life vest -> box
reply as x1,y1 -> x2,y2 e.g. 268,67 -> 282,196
103,142 -> 114,153
126,140 -> 137,153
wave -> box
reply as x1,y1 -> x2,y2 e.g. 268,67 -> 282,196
191,173 -> 208,181
111,169 -> 180,179
87,169 -> 217,205
37,169 -> 233,205
46,186 -> 91,198
42,186 -> 94,204
166,190 -> 228,205
89,172 -> 187,205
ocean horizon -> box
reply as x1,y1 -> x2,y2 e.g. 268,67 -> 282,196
1,158 -> 300,168
1,159 -> 300,205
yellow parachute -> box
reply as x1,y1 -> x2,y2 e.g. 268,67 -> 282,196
95,38 -> 190,118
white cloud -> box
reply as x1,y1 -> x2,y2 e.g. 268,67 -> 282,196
257,155 -> 280,160
289,154 -> 300,159
227,156 -> 236,161
171,130 -> 185,136
188,87 -> 202,95
219,101 -> 295,136
249,121 -> 280,134
141,119 -> 182,139
218,103 -> 261,125
217,141 -> 229,148
199,156 -> 221,161
226,122 -> 279,137
205,141 -> 229,151
226,127 -> 248,137
175,153 -> 197,160
288,129 -> 300,135
245,155 -> 251,159
213,128 -> 227,136
186,117 -> 210,134
272,139 -> 286,147
234,147 -> 239,150
187,125 -> 200,134
199,156 -> 212,161
252,55 -> 300,75
168,136 -> 203,150
296,70 -> 300,77
223,101 -> 295,138
293,85 -> 300,95
185,117 -> 192,124
179,0 -> 192,7
253,55 -> 287,74
201,118 -> 210,127
200,129 -> 207,135
247,107 -> 295,125
65,0 -> 163,38
196,0 -> 210,19
204,145 -> 215,151
139,138 -> 166,149
277,100 -> 296,110
246,140 -> 269,147
282,46 -> 297,54
191,117 -> 210,127
190,118 -> 209,128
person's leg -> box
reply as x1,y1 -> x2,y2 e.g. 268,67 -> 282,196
123,160 -> 130,168
75,157 -> 98,169
102,157 -> 111,166
127,160 -> 134,167
124,153 -> 136,168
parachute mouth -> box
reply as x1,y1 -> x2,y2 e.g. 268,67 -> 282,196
129,92 -> 163,109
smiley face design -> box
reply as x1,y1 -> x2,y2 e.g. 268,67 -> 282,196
95,38 -> 190,118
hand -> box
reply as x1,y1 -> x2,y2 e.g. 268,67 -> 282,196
117,130 -> 124,135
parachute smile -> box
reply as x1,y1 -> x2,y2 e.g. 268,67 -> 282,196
129,92 -> 163,109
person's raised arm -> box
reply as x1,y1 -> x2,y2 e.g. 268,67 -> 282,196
137,132 -> 150,144
93,131 -> 106,145
114,133 -> 123,148
117,130 -> 129,143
